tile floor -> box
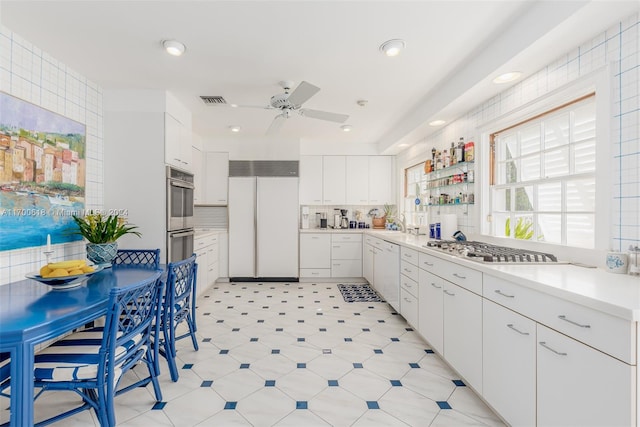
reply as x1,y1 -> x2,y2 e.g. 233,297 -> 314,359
2,281 -> 506,426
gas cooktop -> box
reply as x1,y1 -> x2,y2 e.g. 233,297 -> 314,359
423,240 -> 560,264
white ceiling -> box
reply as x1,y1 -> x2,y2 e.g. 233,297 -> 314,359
1,1 -> 638,154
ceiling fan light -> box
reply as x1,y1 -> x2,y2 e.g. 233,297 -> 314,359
379,39 -> 405,57
228,125 -> 241,132
163,40 -> 186,56
493,71 -> 522,84
341,125 -> 353,132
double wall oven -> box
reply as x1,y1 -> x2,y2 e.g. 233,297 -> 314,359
166,166 -> 194,263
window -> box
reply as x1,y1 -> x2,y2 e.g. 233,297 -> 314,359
489,94 -> 596,248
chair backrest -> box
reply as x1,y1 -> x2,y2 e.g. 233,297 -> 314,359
165,254 -> 197,323
113,249 -> 161,270
101,271 -> 164,387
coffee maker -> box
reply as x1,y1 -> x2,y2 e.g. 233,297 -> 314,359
340,209 -> 349,229
301,206 -> 310,229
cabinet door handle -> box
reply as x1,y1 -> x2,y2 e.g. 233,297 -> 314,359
333,263 -> 341,267
430,283 -> 442,289
403,297 -> 412,303
404,283 -> 412,288
507,324 -> 530,335
333,246 -> 341,249
311,237 -> 319,240
444,290 -> 455,296
558,315 -> 591,329
403,268 -> 411,273
494,289 -> 515,298
452,273 -> 467,279
539,341 -> 567,356
423,261 -> 434,267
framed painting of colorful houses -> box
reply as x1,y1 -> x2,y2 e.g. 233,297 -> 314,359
0,92 -> 86,251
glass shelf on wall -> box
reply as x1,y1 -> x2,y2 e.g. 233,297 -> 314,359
426,181 -> 473,191
425,160 -> 474,177
426,202 -> 475,207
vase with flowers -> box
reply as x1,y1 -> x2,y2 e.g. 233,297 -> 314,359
71,211 -> 141,267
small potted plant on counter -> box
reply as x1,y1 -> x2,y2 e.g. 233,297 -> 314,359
383,204 -> 396,228
71,211 -> 141,267
368,208 -> 386,229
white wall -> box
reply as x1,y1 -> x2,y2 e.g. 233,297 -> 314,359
0,26 -> 104,285
204,136 -> 299,160
396,12 -> 640,260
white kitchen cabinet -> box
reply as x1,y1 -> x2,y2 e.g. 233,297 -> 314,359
537,324 -> 634,427
322,156 -> 346,205
443,280 -> 482,392
300,233 -> 331,278
374,240 -> 399,311
363,238 -> 375,285
331,233 -> 362,278
299,155 -> 323,205
368,156 -> 394,205
483,299 -> 536,427
194,233 -> 219,296
165,112 -> 192,170
192,147 -> 203,204
218,231 -> 228,278
418,269 -> 444,355
201,152 -> 229,205
346,156 -> 369,205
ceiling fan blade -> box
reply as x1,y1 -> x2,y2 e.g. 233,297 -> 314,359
287,81 -> 320,107
299,108 -> 349,123
266,114 -> 287,135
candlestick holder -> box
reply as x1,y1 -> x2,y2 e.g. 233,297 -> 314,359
43,250 -> 54,266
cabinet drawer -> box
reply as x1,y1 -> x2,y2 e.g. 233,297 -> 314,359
300,268 -> 331,278
332,233 -> 362,243
401,247 -> 419,266
439,261 -> 482,295
332,242 -> 362,260
400,260 -> 419,282
400,275 -> 418,298
331,260 -> 362,277
485,275 -> 635,364
418,252 -> 446,273
400,288 -> 419,328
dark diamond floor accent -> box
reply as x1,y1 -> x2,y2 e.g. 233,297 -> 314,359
337,284 -> 385,303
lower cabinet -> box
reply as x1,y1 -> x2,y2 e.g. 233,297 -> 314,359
299,233 -> 331,278
483,299 -> 536,427
374,241 -> 399,311
400,284 -> 418,328
331,234 -> 362,277
418,269 -> 444,355
443,280 -> 483,392
363,241 -> 375,284
194,233 -> 219,297
537,324 -> 634,427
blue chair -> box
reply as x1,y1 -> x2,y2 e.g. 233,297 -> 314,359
113,249 -> 160,269
32,271 -> 164,426
0,352 -> 9,398
158,254 -> 199,382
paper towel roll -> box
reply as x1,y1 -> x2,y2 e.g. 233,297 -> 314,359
441,214 -> 458,240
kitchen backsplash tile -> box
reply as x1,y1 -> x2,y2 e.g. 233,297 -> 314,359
0,25 -> 104,285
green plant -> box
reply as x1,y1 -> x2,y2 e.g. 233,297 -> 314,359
505,217 -> 534,240
71,211 -> 141,244
383,204 -> 396,223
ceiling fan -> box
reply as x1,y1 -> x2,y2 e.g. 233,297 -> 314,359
218,81 -> 349,135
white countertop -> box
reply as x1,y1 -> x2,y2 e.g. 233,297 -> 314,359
195,228 -> 227,238
358,230 -> 640,321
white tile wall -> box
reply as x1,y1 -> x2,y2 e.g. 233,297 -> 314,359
0,25 -> 104,285
397,12 -> 640,252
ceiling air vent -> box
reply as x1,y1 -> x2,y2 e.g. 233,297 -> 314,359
200,96 -> 227,105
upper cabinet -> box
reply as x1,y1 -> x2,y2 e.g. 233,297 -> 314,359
346,156 -> 369,205
192,147 -> 204,204
322,156 -> 346,205
165,112 -> 192,171
301,155 -> 394,205
368,156 -> 393,205
202,152 -> 229,205
299,155 -> 323,205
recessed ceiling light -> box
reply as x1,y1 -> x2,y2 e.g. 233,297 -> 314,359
379,39 -> 406,57
163,40 -> 186,56
228,125 -> 241,132
398,143 -> 409,148
340,125 -> 353,132
429,120 -> 446,126
493,72 -> 522,84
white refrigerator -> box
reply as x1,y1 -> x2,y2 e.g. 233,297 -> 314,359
228,163 -> 299,280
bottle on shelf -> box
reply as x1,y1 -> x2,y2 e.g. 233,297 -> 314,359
457,137 -> 465,163
450,142 -> 456,166
465,141 -> 475,162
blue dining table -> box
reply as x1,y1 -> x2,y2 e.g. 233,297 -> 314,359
0,266 -> 164,427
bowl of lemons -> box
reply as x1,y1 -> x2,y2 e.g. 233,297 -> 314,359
27,260 -> 103,289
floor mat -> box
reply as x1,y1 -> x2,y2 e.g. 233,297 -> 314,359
337,283 -> 385,303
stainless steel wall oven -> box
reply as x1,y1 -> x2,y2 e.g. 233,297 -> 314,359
166,166 -> 195,263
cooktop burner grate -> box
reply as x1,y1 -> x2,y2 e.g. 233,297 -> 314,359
424,240 -> 558,263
